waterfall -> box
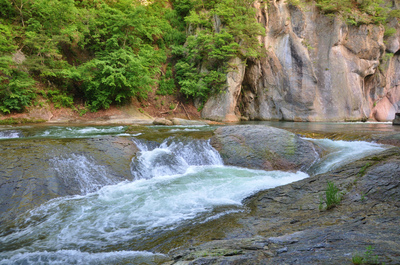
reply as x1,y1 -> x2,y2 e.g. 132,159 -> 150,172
0,130 -> 21,139
131,138 -> 223,180
39,126 -> 128,138
50,154 -> 118,194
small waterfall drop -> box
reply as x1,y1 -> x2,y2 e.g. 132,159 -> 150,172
50,154 -> 117,194
39,126 -> 128,138
0,130 -> 21,139
131,138 -> 223,180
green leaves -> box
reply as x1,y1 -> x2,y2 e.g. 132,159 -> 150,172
83,3 -> 171,53
174,0 -> 264,104
157,65 -> 176,96
0,0 -> 180,113
319,181 -> 343,211
174,29 -> 233,102
78,48 -> 161,111
0,57 -> 36,114
0,23 -> 16,54
0,0 -> 263,113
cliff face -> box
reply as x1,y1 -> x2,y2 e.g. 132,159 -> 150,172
201,0 -> 400,122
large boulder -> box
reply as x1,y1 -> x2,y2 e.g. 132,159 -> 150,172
210,125 -> 320,172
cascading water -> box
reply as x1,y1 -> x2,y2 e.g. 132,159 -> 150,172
38,126 -> 129,138
0,130 -> 21,139
50,154 -> 118,194
0,126 -> 131,140
306,138 -> 386,175
131,138 -> 223,180
0,128 -> 388,265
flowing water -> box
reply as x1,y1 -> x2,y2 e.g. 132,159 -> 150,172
0,123 -> 392,264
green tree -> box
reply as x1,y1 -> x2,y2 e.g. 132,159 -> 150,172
74,1 -> 170,111
0,57 -> 36,114
77,48 -> 161,111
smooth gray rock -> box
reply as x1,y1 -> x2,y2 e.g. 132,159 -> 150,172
201,57 -> 246,122
210,125 -> 320,172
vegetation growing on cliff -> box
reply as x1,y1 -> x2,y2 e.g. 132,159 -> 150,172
287,0 -> 395,27
173,0 -> 265,106
0,0 -> 397,115
314,0 -> 390,25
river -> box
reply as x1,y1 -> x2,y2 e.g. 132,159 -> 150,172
0,122 -> 397,264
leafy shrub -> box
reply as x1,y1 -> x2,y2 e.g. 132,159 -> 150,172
314,0 -> 390,25
174,0 -> 265,104
77,48 -> 160,111
319,181 -> 343,210
46,90 -> 74,109
384,26 -> 397,37
389,9 -> 400,18
157,65 -> 176,95
72,2 -> 170,111
0,57 -> 36,114
0,23 -> 16,53
0,0 -> 15,18
352,246 -> 380,265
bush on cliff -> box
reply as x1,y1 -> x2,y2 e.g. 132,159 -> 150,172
174,0 -> 265,106
0,57 -> 36,114
313,0 -> 390,25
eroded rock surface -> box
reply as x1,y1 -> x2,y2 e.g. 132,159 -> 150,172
166,147 -> 400,265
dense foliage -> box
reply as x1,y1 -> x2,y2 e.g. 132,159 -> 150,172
0,0 -> 397,114
173,0 -> 265,105
0,0 -> 178,112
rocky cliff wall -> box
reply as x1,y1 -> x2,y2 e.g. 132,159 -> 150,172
201,0 -> 400,122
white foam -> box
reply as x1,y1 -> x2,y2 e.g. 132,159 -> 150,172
305,138 -> 386,175
0,165 -> 308,257
0,249 -> 167,265
50,154 -> 117,194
